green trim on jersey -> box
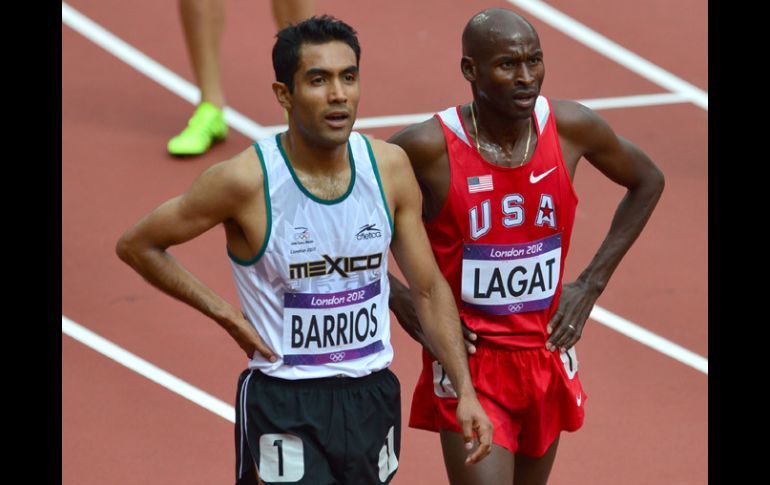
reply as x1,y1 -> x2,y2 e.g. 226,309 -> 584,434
363,136 -> 394,233
228,143 -> 272,266
275,133 -> 356,205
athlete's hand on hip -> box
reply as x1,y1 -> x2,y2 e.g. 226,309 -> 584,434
223,312 -> 277,362
546,281 -> 601,352
460,319 -> 478,355
456,395 -> 493,465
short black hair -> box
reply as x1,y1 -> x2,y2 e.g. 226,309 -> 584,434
272,15 -> 361,92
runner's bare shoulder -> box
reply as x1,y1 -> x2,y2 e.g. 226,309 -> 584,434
387,116 -> 446,173
205,146 -> 266,202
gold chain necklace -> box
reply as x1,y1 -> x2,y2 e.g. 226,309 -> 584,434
470,102 -> 532,167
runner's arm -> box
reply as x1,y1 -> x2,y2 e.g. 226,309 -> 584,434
115,150 -> 276,361
375,139 -> 493,464
386,119 -> 477,353
547,100 -> 665,352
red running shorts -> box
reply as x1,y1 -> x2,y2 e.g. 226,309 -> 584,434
409,342 -> 586,457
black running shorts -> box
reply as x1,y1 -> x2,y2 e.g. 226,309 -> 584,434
234,367 -> 401,484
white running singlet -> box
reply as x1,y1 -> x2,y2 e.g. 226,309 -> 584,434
228,132 -> 394,379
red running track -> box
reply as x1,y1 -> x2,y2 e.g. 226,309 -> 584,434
63,1 -> 707,483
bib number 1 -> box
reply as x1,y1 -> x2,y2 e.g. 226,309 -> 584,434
259,433 -> 304,481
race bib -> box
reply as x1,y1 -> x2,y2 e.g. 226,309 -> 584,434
282,280 -> 383,365
461,233 -> 561,315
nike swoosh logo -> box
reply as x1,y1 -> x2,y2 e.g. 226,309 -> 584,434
529,167 -> 557,183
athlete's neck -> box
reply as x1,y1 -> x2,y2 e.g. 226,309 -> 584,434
280,130 -> 350,176
469,99 -> 531,153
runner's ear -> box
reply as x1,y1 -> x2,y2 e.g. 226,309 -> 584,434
272,82 -> 292,111
461,57 -> 476,82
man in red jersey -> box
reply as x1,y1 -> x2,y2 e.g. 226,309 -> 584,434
388,8 -> 665,485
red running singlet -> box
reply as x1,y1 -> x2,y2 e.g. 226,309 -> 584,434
425,96 -> 578,349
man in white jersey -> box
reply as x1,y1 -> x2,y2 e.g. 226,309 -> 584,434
117,15 -> 492,484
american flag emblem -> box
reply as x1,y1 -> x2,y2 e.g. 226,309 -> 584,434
467,174 -> 493,193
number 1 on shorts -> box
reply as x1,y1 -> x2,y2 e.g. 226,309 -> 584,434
259,433 -> 304,482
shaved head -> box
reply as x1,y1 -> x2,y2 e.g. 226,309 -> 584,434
459,8 -> 544,121
462,8 -> 538,58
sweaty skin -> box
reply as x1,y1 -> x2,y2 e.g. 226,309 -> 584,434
388,8 -> 664,485
389,7 -> 664,358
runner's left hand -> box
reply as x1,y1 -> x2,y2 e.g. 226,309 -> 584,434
455,395 -> 493,465
546,281 -> 601,352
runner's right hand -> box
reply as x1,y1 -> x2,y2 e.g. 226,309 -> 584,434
223,312 -> 277,362
460,319 -> 477,355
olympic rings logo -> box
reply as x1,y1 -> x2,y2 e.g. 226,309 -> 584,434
508,303 -> 524,312
329,352 -> 346,362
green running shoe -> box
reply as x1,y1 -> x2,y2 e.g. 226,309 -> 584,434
167,102 -> 228,156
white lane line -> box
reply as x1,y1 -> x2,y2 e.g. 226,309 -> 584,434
590,306 -> 707,374
62,315 -> 236,423
505,0 -> 708,110
61,2 -> 267,141
63,2 -> 696,136
259,92 -> 691,134
576,92 -> 689,111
